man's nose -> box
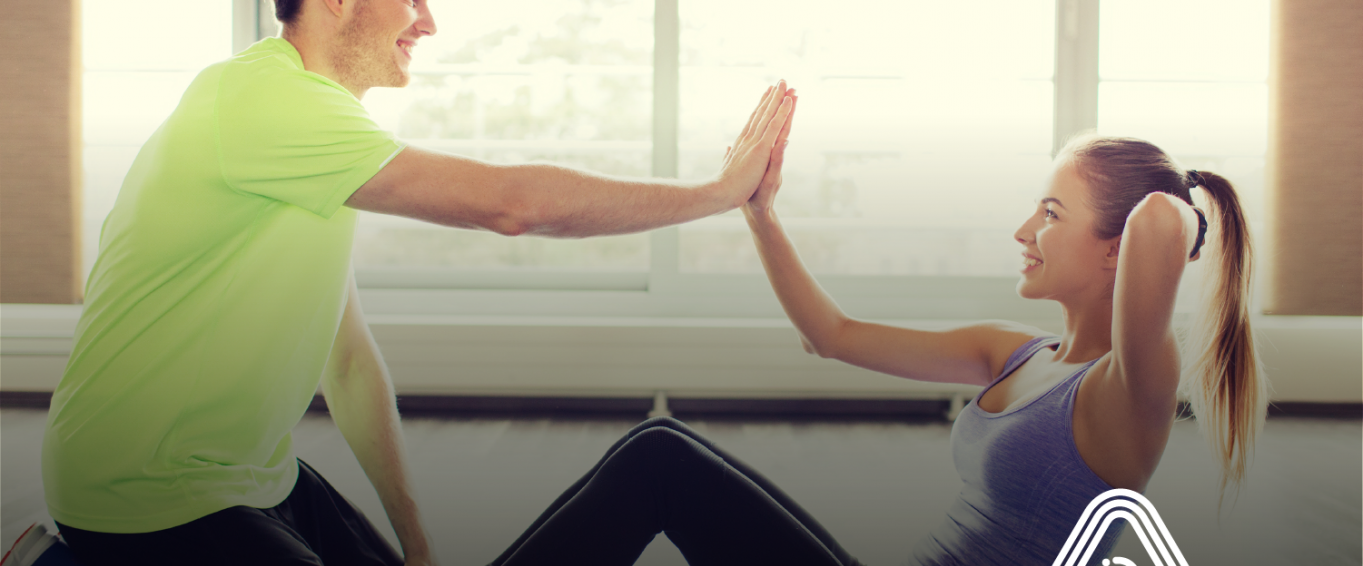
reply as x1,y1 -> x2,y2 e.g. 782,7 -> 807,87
416,3 -> 437,36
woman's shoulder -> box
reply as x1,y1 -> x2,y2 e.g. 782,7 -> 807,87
961,320 -> 1056,379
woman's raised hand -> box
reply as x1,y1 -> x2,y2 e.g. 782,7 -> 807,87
741,91 -> 796,218
717,81 -> 795,209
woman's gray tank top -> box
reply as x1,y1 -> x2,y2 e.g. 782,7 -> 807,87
908,336 -> 1125,565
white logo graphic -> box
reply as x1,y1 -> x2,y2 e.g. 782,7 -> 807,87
1052,488 -> 1189,566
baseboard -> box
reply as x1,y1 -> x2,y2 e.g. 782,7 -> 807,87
1266,401 -> 1363,418
0,391 -> 52,409
7,391 -> 1359,420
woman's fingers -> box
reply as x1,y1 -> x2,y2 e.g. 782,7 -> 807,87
776,93 -> 797,145
747,138 -> 789,212
765,140 -> 788,188
759,140 -> 789,191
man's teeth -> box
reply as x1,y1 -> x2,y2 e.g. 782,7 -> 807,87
1024,258 -> 1042,267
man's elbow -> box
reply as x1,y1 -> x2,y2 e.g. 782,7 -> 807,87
486,211 -> 530,236
482,168 -> 546,236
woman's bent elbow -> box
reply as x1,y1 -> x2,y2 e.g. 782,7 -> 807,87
802,336 -> 839,359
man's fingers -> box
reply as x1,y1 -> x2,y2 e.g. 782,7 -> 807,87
758,95 -> 794,148
739,86 -> 773,140
751,80 -> 787,142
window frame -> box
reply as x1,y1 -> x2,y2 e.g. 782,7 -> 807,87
234,0 -> 1110,321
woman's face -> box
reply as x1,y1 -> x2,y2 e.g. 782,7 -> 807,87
1013,160 -> 1120,302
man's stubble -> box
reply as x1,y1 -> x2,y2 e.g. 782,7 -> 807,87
332,0 -> 408,91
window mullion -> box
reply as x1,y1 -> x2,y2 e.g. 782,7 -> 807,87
650,0 -> 681,289
1052,0 -> 1100,156
231,0 -> 259,54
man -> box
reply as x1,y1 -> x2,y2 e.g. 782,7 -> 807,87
40,0 -> 795,564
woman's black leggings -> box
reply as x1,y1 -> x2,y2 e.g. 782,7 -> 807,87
491,416 -> 864,566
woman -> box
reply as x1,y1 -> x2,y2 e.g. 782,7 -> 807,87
489,91 -> 1266,566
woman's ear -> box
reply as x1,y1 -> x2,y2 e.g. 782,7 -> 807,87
1104,236 -> 1122,269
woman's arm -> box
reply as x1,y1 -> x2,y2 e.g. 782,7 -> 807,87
745,209 -> 1037,386
742,113 -> 1039,386
1105,192 -> 1201,406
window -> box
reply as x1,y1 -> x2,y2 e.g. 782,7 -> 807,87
356,0 -> 656,289
80,0 -> 1270,318
81,0 -> 233,280
676,0 -> 1055,276
1097,0 -> 1268,222
1097,0 -> 1270,311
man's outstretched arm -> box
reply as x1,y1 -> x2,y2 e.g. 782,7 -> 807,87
321,272 -> 435,565
345,82 -> 795,237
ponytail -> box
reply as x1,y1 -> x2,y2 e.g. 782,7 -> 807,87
1059,135 -> 1268,499
1178,170 -> 1267,498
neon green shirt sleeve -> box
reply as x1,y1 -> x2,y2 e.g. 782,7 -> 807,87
216,60 -> 405,219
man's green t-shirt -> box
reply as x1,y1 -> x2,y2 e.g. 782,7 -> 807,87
42,38 -> 406,533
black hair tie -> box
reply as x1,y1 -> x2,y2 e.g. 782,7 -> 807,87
1190,208 -> 1208,258
1186,169 -> 1205,188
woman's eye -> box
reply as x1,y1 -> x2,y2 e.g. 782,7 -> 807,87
1044,208 -> 1057,219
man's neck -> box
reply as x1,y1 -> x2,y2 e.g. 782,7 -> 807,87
280,30 -> 369,100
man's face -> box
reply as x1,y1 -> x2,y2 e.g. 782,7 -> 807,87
332,0 -> 436,91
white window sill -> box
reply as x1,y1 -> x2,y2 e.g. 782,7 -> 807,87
2,302 -> 1359,403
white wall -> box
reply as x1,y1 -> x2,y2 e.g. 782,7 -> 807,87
2,302 -> 1358,404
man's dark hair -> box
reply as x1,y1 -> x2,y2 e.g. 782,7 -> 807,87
274,0 -> 303,25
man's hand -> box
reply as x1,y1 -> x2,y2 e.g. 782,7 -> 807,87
716,81 -> 796,209
741,91 -> 796,218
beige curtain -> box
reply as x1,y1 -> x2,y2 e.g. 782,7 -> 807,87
1265,0 -> 1363,316
0,0 -> 83,304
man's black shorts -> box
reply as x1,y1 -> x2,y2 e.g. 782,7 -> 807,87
56,459 -> 403,566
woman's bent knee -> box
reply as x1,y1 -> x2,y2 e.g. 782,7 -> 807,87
625,416 -> 686,439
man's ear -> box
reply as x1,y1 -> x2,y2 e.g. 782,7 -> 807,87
320,0 -> 346,18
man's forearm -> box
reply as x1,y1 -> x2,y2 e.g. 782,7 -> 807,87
322,354 -> 431,562
322,275 -> 432,562
498,162 -> 732,238
347,83 -> 793,239
347,146 -> 736,239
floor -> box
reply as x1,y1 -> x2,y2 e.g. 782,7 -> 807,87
3,408 -> 1359,566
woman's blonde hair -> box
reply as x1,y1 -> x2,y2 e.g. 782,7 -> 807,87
1059,134 -> 1267,497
